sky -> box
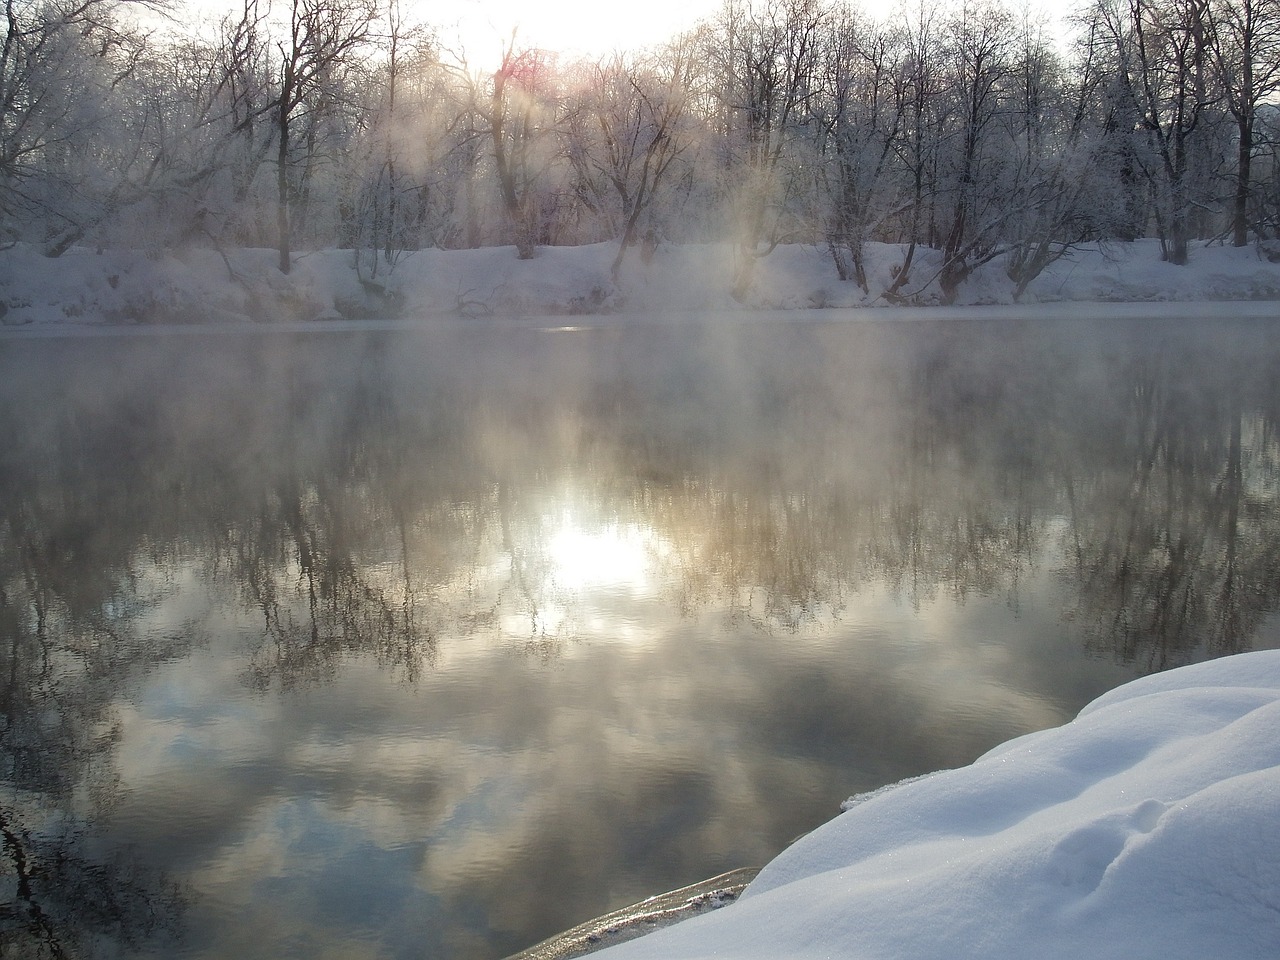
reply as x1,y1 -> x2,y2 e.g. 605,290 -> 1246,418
169,0 -> 729,59
441,0 -> 726,61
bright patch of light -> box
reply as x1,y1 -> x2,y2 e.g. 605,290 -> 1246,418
495,512 -> 671,641
547,518 -> 660,594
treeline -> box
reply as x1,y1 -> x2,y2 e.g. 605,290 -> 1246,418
2,0 -> 1279,300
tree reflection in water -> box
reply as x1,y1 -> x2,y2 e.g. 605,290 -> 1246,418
1,461 -> 187,953
0,317 -> 1278,957
1059,337 -> 1280,668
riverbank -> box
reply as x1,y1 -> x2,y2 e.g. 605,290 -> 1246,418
2,238 -> 1279,327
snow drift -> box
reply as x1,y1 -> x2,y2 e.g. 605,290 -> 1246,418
590,650 -> 1280,960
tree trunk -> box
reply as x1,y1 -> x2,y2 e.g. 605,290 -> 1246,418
491,68 -> 536,261
1233,115 -> 1253,247
276,100 -> 292,275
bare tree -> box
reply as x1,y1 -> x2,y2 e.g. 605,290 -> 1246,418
347,0 -> 455,274
1003,14 -> 1117,298
813,7 -> 908,292
1211,0 -> 1280,245
567,44 -> 698,281
0,0 -> 161,252
480,34 -> 563,259
881,0 -> 945,302
935,0 -> 1017,302
708,0 -> 828,299
273,0 -> 375,274
1100,0 -> 1218,264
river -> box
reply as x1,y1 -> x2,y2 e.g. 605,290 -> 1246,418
1,312 -> 1277,959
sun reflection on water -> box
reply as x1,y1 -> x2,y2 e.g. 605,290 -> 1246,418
546,517 -> 663,592
499,511 -> 673,642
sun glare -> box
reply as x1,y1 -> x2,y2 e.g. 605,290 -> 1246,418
497,512 -> 669,640
547,518 -> 660,594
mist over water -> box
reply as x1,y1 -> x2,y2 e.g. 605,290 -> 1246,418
2,315 -> 1279,960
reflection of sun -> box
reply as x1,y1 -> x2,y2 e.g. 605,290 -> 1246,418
546,517 -> 661,594
499,508 -> 672,641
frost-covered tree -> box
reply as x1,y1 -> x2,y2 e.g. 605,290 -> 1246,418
564,43 -> 699,280
1253,103 -> 1280,238
812,6 -> 909,292
4,0 -> 1279,291
933,0 -> 1018,301
1002,15 -> 1121,298
0,0 -> 160,252
878,0 -> 946,301
1097,0 -> 1219,264
272,0 -> 376,273
1210,0 -> 1280,245
347,1 -> 469,275
706,0 -> 830,299
479,37 -> 566,259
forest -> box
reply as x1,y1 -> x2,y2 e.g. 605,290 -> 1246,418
2,0 -> 1279,302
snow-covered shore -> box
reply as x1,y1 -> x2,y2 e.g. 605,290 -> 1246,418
2,238 -> 1279,327
587,650 -> 1280,960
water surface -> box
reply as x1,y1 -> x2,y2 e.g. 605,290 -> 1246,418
2,314 -> 1278,959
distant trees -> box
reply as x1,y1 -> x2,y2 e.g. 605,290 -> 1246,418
706,0 -> 830,298
813,7 -> 907,292
485,38 -> 561,259
566,44 -> 698,280
933,0 -> 1018,300
272,0 -> 376,273
0,0 -> 151,252
1211,0 -> 1280,245
347,0 -> 460,274
4,0 -> 1280,289
1094,0 -> 1218,265
1001,15 -> 1110,298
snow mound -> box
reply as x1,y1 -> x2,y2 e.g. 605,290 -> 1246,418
592,650 -> 1280,960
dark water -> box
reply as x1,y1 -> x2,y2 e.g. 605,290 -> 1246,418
2,314 -> 1278,960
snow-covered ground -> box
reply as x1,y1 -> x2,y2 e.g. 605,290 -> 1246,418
2,238 -> 1279,326
588,650 -> 1280,960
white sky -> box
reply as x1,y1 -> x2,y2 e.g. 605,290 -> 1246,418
439,0 -> 727,60
172,0 -> 1067,69
169,0 -> 729,57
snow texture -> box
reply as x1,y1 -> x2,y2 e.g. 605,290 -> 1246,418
589,650 -> 1280,960
2,239 -> 1279,327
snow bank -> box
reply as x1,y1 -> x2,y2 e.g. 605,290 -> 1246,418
2,239 -> 1278,326
589,650 -> 1280,960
